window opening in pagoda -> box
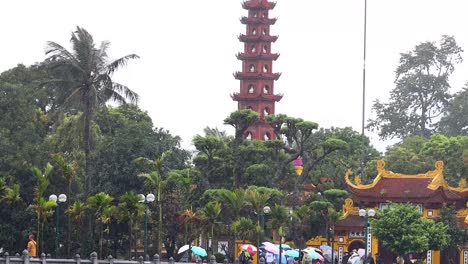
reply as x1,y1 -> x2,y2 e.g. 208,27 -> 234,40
262,29 -> 267,35
263,45 -> 268,53
252,11 -> 257,18
263,65 -> 269,73
252,28 -> 257,35
264,107 -> 270,116
248,85 -> 255,94
263,85 -> 270,94
249,64 -> 255,72
264,132 -> 271,140
262,11 -> 268,18
251,45 -> 256,53
245,132 -> 252,140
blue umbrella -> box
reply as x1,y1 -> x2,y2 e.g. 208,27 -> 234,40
191,246 -> 208,257
302,249 -> 322,260
276,244 -> 292,249
284,250 -> 299,258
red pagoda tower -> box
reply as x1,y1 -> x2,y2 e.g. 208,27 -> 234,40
232,0 -> 283,140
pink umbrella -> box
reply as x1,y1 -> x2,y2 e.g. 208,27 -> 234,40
262,242 -> 279,254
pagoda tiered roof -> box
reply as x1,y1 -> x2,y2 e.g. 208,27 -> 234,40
231,92 -> 283,102
233,72 -> 281,80
238,34 -> 278,43
236,52 -> 280,61
241,17 -> 277,25
344,160 -> 468,204
242,0 -> 276,10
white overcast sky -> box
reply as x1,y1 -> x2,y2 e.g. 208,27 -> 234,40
1,0 -> 467,153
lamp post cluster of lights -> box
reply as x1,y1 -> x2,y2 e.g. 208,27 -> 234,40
359,208 -> 375,258
139,193 -> 155,258
49,193 -> 67,258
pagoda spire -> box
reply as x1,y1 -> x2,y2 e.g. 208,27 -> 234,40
231,0 -> 282,140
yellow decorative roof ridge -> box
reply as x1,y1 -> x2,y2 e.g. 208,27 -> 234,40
345,160 -> 468,192
340,198 -> 359,219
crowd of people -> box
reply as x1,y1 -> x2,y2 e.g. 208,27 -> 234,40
242,247 -> 385,264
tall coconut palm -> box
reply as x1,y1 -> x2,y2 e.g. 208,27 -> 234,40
45,26 -> 139,193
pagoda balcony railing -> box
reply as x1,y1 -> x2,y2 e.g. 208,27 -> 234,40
238,34 -> 278,43
240,17 -> 277,25
233,71 -> 281,81
236,52 -> 279,61
242,0 -> 276,10
231,92 -> 283,102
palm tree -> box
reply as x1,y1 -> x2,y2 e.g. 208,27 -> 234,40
231,217 -> 256,244
218,189 -> 247,220
179,207 -> 201,245
135,155 -> 168,256
116,191 -> 144,259
200,201 -> 222,253
31,163 -> 55,253
45,26 -> 139,193
1,184 -> 24,206
87,192 -> 114,258
65,201 -> 87,255
245,189 -> 270,245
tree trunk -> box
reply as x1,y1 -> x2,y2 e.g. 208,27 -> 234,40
99,225 -> 103,259
84,94 -> 93,195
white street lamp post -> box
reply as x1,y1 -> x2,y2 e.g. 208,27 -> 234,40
358,208 -> 376,259
49,193 -> 67,258
139,193 -> 155,258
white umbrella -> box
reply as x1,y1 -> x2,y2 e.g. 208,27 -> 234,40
178,244 -> 190,254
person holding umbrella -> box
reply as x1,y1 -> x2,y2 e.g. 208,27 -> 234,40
239,248 -> 252,264
348,252 -> 360,264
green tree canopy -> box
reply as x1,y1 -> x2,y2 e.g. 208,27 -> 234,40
439,84 -> 468,136
371,203 -> 449,257
368,35 -> 463,139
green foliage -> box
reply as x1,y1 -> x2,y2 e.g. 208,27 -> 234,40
371,203 -> 449,256
306,127 -> 380,186
231,217 -> 256,243
200,201 -> 222,239
384,134 -> 468,184
117,191 -> 145,258
95,106 -> 189,196
368,35 -> 463,139
268,204 -> 289,231
439,85 -> 468,136
45,26 -> 140,194
224,109 -> 260,140
435,206 -> 468,260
